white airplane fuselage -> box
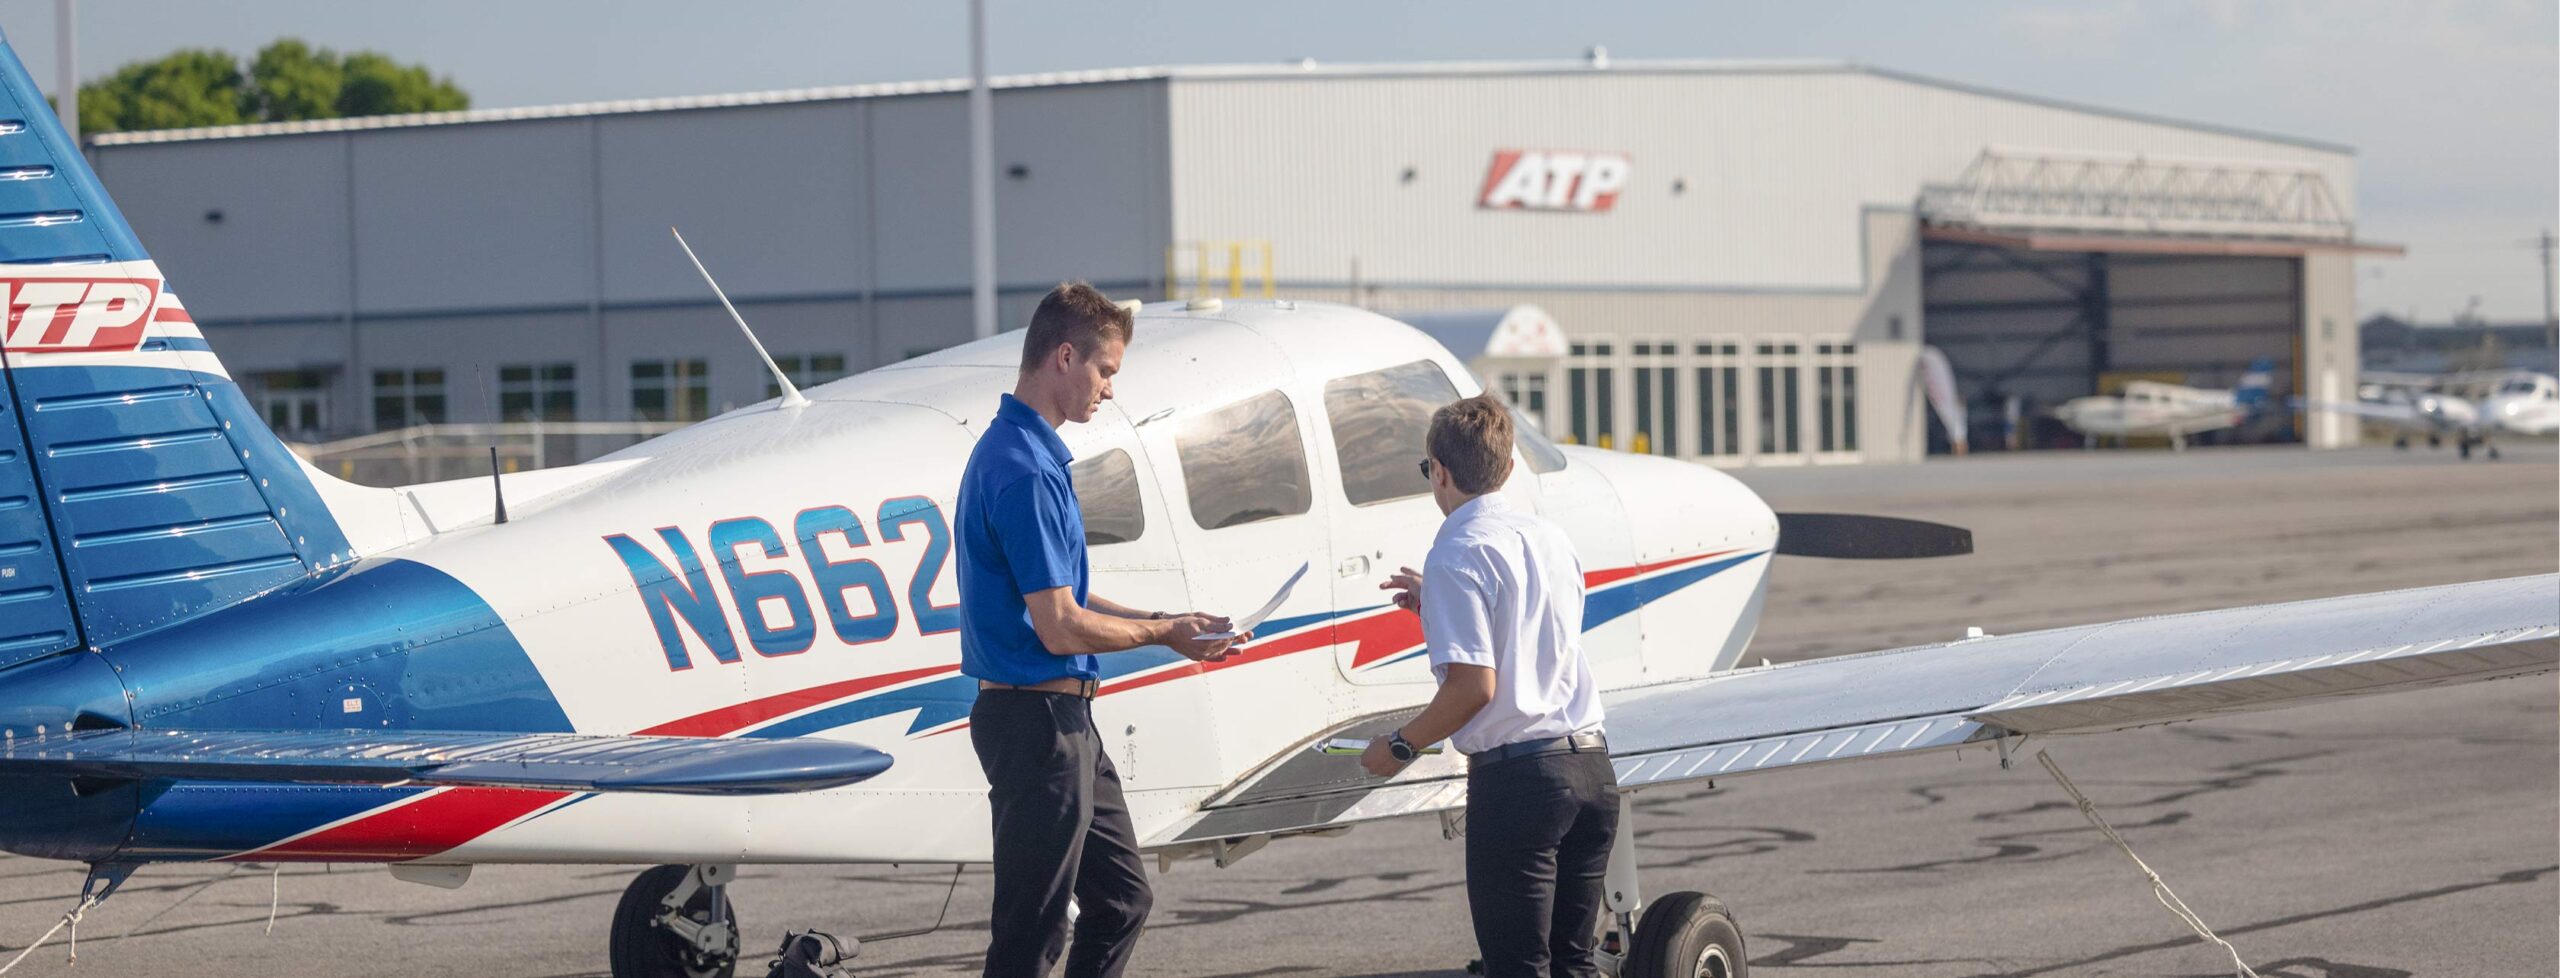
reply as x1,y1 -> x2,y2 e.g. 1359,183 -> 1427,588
2052,381 -> 2246,440
3,300 -> 1774,868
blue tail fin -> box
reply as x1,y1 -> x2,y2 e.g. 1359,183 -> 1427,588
2232,357 -> 2276,413
0,31 -> 352,664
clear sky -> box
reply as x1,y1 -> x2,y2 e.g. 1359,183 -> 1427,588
2,0 -> 2551,322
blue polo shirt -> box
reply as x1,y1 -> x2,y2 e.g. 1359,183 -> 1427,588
955,394 -> 1096,684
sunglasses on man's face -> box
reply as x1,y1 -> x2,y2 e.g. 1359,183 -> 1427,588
1417,458 -> 1436,481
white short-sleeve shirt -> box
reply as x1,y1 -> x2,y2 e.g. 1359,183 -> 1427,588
1421,493 -> 1603,755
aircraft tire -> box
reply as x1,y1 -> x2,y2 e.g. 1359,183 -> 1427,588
1622,890 -> 1747,978
610,864 -> 738,978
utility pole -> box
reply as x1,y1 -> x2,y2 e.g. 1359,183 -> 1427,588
2540,229 -> 2555,357
966,0 -> 996,340
54,0 -> 75,144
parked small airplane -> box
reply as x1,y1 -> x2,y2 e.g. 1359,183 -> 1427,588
2326,370 -> 2560,459
0,34 -> 2552,978
2051,359 -> 2275,449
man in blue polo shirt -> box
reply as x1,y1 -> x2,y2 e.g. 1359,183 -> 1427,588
957,281 -> 1241,978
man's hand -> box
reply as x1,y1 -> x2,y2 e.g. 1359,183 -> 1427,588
1166,615 -> 1246,663
1379,566 -> 1424,614
1360,734 -> 1410,777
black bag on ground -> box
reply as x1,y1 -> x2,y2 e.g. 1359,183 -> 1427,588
764,929 -> 856,978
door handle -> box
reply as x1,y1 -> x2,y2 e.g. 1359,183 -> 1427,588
1337,555 -> 1370,578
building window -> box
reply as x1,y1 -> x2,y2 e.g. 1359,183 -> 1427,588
1177,390 -> 1311,530
632,359 -> 710,422
252,370 -> 331,439
371,368 -> 447,432
1071,448 -> 1145,546
1565,342 -> 1615,448
1630,341 -> 1678,456
1694,342 -> 1740,459
1495,370 -> 1551,434
1755,342 -> 1802,457
1325,359 -> 1462,506
499,363 -> 577,422
1816,342 -> 1858,454
769,353 -> 849,398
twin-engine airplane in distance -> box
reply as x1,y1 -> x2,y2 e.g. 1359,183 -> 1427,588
0,33 -> 2553,978
2050,358 -> 2277,449
2326,369 -> 2560,460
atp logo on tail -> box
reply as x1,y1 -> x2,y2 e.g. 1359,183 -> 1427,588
3,277 -> 162,354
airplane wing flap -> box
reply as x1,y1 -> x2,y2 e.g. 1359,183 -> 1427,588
0,728 -> 895,795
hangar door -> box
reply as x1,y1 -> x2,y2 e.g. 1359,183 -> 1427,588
1919,241 -> 2301,451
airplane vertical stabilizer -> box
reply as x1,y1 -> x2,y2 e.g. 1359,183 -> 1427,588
0,31 -> 377,658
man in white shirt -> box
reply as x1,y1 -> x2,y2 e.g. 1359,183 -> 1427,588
1363,392 -> 1618,978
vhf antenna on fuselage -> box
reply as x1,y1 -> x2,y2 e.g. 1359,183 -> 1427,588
671,226 -> 807,409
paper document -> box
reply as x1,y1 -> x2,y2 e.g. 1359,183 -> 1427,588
1201,561 -> 1307,641
1313,737 -> 1443,756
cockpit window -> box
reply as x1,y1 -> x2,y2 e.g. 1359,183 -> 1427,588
1324,360 -> 1463,505
1513,404 -> 1568,474
2498,377 -> 2542,395
1177,390 -> 1313,530
1070,448 -> 1145,546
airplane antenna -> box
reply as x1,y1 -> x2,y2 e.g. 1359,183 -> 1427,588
487,447 -> 508,524
671,227 -> 807,408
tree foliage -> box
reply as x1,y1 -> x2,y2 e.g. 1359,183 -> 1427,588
79,39 -> 468,134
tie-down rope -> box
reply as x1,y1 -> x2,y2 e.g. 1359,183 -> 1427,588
0,893 -> 101,975
2037,749 -> 2262,978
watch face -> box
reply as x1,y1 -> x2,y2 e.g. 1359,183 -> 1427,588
1390,739 -> 1417,761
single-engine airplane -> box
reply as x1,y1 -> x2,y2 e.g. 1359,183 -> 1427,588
2325,370 -> 2560,459
2051,358 -> 2277,449
0,34 -> 2552,978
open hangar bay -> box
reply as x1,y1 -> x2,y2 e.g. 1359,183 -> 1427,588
1,443 -> 2548,978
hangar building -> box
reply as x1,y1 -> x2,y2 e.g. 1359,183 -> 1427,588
82,56 -> 2386,468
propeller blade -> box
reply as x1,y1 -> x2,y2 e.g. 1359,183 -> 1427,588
1775,513 -> 1973,559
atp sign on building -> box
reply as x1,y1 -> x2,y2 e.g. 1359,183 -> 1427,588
1478,149 -> 1631,212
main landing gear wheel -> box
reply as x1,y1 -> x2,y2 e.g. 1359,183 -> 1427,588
612,864 -> 741,978
1621,891 -> 1747,978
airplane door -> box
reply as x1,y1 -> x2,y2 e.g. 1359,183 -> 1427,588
1313,359 -> 1473,688
1062,408 -> 1228,793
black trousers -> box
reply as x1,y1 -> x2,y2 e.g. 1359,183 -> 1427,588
969,689 -> 1153,978
1464,748 -> 1622,978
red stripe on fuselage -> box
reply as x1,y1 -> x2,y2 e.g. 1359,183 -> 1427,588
1582,549 -> 1737,588
234,664 -> 960,861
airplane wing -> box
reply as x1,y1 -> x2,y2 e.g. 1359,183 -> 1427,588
0,728 -> 893,795
1163,575 -> 2558,845
2313,399 -> 2427,423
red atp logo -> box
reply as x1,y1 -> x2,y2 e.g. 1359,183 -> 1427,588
1,277 -> 161,354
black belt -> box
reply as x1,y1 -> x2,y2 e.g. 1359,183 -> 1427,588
1468,729 -> 1608,770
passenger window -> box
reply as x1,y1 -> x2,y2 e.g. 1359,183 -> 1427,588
1513,404 -> 1569,474
1324,360 -> 1462,505
1071,449 -> 1145,546
1177,390 -> 1313,530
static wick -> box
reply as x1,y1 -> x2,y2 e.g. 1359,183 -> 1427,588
671,227 -> 807,409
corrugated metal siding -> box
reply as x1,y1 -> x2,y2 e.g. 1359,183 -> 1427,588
1168,69 -> 2354,292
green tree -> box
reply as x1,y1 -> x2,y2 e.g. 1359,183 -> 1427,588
79,48 -> 246,134
79,39 -> 469,135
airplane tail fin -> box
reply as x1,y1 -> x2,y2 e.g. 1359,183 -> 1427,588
0,32 -> 376,667
2232,357 -> 2276,413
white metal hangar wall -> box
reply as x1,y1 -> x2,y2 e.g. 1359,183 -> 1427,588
1159,61 -> 2369,465
82,59 -> 2371,468
85,72 -> 1179,448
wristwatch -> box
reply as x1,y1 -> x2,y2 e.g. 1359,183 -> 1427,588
1387,730 -> 1419,762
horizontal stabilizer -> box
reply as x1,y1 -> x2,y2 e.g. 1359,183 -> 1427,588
0,728 -> 894,795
